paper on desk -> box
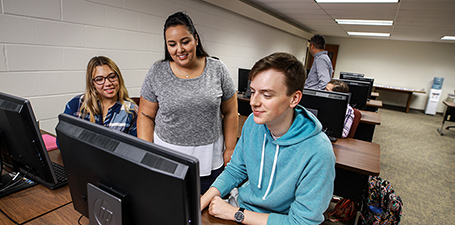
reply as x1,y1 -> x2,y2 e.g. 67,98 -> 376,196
42,134 -> 58,151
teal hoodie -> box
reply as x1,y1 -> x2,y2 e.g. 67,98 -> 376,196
212,105 -> 335,224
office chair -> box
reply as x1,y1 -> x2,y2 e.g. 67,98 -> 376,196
348,108 -> 362,138
131,97 -> 140,106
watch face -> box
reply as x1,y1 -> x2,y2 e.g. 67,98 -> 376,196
234,211 -> 244,223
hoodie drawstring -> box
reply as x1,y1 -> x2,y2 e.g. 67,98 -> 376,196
257,133 -> 266,189
257,133 -> 280,200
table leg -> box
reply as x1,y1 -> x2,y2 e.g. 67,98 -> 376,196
437,106 -> 448,135
405,92 -> 413,113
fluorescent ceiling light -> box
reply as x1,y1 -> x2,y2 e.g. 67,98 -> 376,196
336,19 -> 393,26
316,0 -> 399,3
441,36 -> 455,40
347,32 -> 390,37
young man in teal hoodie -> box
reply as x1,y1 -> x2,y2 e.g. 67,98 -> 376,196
200,52 -> 336,224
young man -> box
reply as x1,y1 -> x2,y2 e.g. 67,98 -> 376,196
200,52 -> 335,224
304,34 -> 333,90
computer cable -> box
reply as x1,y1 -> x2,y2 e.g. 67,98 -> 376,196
0,173 -> 24,193
0,170 -> 30,194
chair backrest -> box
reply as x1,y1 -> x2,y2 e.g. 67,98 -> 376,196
131,97 -> 140,106
348,108 -> 362,138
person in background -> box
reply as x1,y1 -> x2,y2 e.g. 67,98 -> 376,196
137,12 -> 238,194
326,79 -> 354,138
64,56 -> 138,136
304,34 -> 333,90
200,52 -> 335,224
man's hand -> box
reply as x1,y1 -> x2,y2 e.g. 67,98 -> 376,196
208,196 -> 238,221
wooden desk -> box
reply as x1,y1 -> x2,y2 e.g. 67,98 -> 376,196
3,128 -> 379,225
0,150 -> 71,225
359,110 -> 381,125
355,110 -> 381,142
371,92 -> 379,98
332,138 -> 380,176
366,99 -> 383,108
28,202 -> 237,225
373,84 -> 426,113
333,138 -> 380,203
437,101 -> 455,135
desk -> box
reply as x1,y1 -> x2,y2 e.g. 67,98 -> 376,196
354,110 -> 381,142
333,138 -> 380,205
0,150 -> 71,225
24,202 -> 237,225
2,128 -> 379,224
1,147 -> 236,225
17,139 -> 379,225
366,99 -> 382,108
373,84 -> 426,113
437,101 -> 455,135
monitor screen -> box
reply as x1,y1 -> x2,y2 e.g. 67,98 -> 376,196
0,92 -> 66,197
338,79 -> 371,110
238,68 -> 251,94
299,89 -> 349,139
339,74 -> 374,99
340,71 -> 365,77
56,113 -> 201,225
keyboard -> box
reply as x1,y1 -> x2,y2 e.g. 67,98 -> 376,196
37,162 -> 68,190
52,162 -> 68,184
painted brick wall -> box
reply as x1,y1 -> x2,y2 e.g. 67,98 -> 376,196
0,0 -> 307,134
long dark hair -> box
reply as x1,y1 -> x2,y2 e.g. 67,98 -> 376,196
163,11 -> 209,61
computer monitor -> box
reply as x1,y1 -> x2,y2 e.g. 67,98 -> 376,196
299,89 -> 350,139
0,92 -> 66,198
340,71 -> 365,77
56,113 -> 201,225
339,74 -> 374,99
338,79 -> 371,110
238,68 -> 251,94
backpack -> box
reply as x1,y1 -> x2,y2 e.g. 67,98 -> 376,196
360,176 -> 403,225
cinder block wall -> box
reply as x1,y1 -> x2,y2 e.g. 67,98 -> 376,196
0,0 -> 307,134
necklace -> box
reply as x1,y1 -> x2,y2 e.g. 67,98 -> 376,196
174,58 -> 199,78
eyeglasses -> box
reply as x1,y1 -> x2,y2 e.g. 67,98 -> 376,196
92,73 -> 118,85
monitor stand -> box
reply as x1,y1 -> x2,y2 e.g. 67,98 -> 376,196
88,183 -> 123,225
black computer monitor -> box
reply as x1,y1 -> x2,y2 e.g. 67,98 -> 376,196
340,71 -> 365,77
56,113 -> 201,225
0,92 -> 66,198
238,68 -> 251,94
339,74 -> 374,99
338,79 -> 371,110
299,89 -> 350,139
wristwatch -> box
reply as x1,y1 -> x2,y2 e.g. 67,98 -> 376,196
234,207 -> 245,223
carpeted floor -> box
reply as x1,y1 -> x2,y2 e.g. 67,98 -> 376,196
323,105 -> 455,224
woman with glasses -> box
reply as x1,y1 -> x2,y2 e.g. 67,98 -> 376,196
63,56 -> 138,136
137,12 -> 238,194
